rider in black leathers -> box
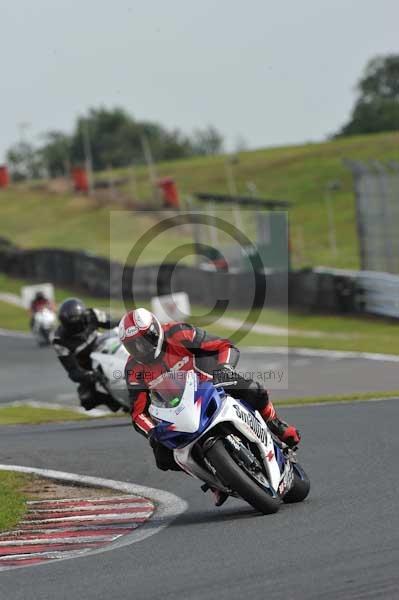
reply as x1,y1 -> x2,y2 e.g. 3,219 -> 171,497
53,298 -> 120,410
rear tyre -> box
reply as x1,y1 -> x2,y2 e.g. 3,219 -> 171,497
207,439 -> 281,515
283,464 -> 310,504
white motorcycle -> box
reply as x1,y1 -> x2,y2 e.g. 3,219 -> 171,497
32,308 -> 56,347
90,329 -> 131,412
149,370 -> 310,514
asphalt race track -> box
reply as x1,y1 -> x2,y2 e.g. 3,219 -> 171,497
1,333 -> 399,406
1,331 -> 399,599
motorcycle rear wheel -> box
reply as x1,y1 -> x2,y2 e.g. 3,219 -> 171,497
207,439 -> 280,515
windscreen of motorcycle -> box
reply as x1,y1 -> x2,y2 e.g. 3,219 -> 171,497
150,370 -> 197,410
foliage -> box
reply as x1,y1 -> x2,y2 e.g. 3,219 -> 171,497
39,131 -> 72,177
6,141 -> 44,181
191,126 -> 224,156
6,107 -> 224,177
337,55 -> 399,136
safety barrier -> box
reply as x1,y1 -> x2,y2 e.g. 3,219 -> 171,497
0,241 -> 398,317
314,267 -> 399,318
0,242 -> 286,309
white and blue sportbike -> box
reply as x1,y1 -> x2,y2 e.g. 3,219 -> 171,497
149,370 -> 310,514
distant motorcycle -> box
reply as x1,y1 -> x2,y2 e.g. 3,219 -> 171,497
32,308 -> 56,347
149,370 -> 310,514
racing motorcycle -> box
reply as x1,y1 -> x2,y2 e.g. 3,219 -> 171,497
31,308 -> 56,347
149,370 -> 310,514
90,328 -> 131,412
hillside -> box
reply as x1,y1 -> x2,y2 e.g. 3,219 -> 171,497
0,131 -> 398,269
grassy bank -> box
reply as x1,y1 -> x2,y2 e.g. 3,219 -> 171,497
1,132 -> 399,269
0,472 -> 30,532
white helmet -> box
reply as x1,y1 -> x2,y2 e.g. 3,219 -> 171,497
119,308 -> 164,361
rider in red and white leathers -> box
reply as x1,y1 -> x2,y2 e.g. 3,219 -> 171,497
120,308 -> 300,504
29,291 -> 55,329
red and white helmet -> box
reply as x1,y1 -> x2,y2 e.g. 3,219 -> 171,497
119,308 -> 164,361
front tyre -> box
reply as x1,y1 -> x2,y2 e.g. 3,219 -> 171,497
283,464 -> 310,504
207,439 -> 281,515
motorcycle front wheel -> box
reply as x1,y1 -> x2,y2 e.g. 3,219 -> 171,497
207,439 -> 281,515
282,463 -> 310,504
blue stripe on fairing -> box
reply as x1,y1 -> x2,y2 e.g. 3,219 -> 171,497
153,381 -> 224,449
274,443 -> 285,472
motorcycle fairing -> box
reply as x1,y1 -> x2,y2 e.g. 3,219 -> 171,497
149,375 -> 224,448
149,371 -> 284,492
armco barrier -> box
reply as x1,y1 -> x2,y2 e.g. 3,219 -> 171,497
0,242 -> 287,309
1,241 -> 397,317
314,267 -> 399,318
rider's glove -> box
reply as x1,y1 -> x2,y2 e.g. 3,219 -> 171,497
213,364 -> 240,386
268,418 -> 301,449
282,426 -> 301,448
213,365 -> 268,405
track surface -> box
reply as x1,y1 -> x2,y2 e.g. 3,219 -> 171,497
1,334 -> 399,406
0,401 -> 398,599
1,331 -> 399,598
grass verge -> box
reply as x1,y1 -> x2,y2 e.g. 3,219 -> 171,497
275,389 -> 399,406
1,295 -> 399,355
0,300 -> 28,332
0,472 -> 31,532
0,405 -> 92,425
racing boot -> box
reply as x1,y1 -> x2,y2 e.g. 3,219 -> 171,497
211,488 -> 229,507
105,397 -> 123,413
260,401 -> 301,448
78,384 -> 107,411
201,484 -> 229,507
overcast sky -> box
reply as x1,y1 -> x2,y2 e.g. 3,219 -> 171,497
1,0 -> 398,161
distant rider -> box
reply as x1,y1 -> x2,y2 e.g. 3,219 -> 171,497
119,308 -> 301,506
30,291 -> 55,328
53,298 -> 120,411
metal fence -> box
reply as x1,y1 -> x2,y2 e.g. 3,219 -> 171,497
346,160 -> 399,274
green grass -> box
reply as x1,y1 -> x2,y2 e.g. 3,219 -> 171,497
275,390 -> 399,406
1,296 -> 398,355
1,272 -> 398,353
216,307 -> 399,354
0,471 -> 30,532
0,300 -> 28,331
1,131 -> 399,269
0,405 -> 91,425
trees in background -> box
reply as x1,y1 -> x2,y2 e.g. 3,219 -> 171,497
191,126 -> 224,156
6,141 -> 44,181
6,107 -> 224,179
337,54 -> 399,137
39,131 -> 72,177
